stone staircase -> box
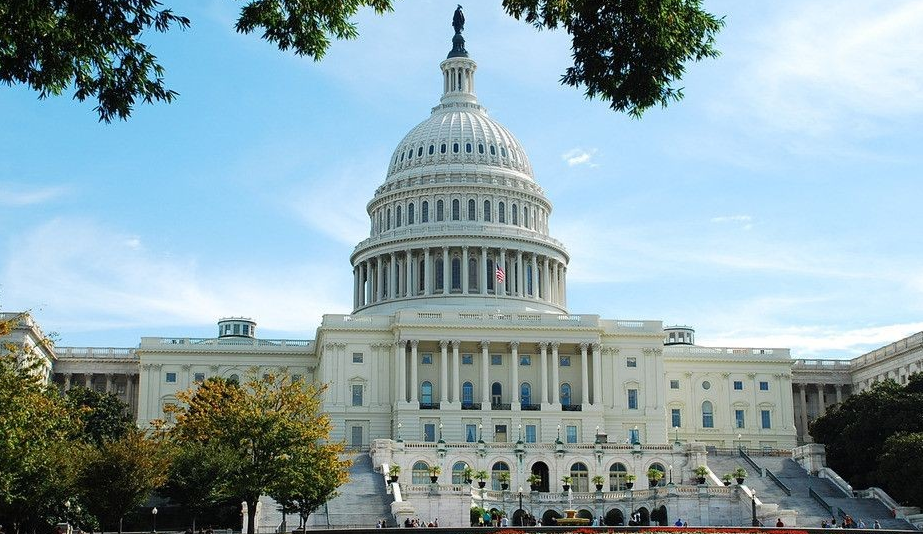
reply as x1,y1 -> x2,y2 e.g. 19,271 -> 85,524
707,452 -> 913,529
307,452 -> 394,528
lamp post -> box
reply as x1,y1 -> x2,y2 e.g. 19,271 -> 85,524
439,422 -> 444,441
517,486 -> 523,526
152,507 -> 158,533
397,421 -> 402,442
478,423 -> 484,442
673,425 -> 680,445
668,464 -> 673,485
736,433 -> 743,452
751,490 -> 759,526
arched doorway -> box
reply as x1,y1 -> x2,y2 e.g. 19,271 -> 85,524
577,509 -> 594,521
512,509 -> 527,526
531,461 -> 550,492
635,507 -> 650,526
542,509 -> 561,526
651,505 -> 668,526
605,508 -> 625,526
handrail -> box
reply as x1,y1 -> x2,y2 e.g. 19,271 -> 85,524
766,469 -> 792,496
810,487 -> 834,516
738,447 -> 763,475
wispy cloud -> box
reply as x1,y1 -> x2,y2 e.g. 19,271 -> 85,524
708,322 -> 923,357
561,148 -> 599,167
0,183 -> 69,206
711,215 -> 753,230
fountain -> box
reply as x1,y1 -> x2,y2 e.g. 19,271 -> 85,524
554,488 -> 590,526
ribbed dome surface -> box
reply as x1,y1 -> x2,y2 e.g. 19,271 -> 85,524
386,104 -> 533,180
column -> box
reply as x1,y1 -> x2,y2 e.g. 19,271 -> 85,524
353,265 -> 360,308
376,257 -> 384,302
592,343 -> 602,406
816,384 -> 826,416
389,252 -> 397,299
480,340 -> 491,405
498,249 -> 507,296
397,341 -> 407,403
424,247 -> 432,296
798,384 -> 808,440
442,246 -> 450,295
562,266 -> 567,307
539,342 -> 549,404
406,249 -> 414,297
410,340 -> 419,402
542,256 -> 550,301
551,342 -> 561,404
557,263 -> 564,303
440,340 -> 449,403
530,254 -> 539,299
835,384 -> 842,404
363,261 -> 370,305
480,246 -> 488,295
106,373 -> 115,394
393,341 -> 401,403
64,373 -> 72,392
516,250 -> 524,296
551,261 -> 558,304
452,340 -> 461,403
580,343 -> 590,405
462,246 -> 469,294
510,341 -> 520,407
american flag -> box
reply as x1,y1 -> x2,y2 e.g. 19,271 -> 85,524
495,266 -> 505,283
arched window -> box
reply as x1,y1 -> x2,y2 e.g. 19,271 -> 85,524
498,201 -> 506,223
436,199 -> 444,221
420,381 -> 432,404
649,463 -> 666,487
428,144 -> 435,155
400,151 -> 404,162
407,203 -> 415,225
465,142 -> 472,153
452,142 -> 459,153
478,143 -> 484,154
229,374 -> 240,384
501,146 -> 508,157
487,258 -> 495,291
377,212 -> 382,233
523,206 -> 530,228
421,201 -> 429,222
452,461 -> 469,484
412,461 -> 430,484
408,148 -> 413,160
395,205 -> 402,227
561,383 -> 572,406
609,462 -> 628,491
483,200 -> 491,222
462,381 -> 474,405
468,199 -> 476,220
512,204 -> 519,225
702,401 -> 714,428
468,257 -> 478,291
520,382 -> 532,405
527,264 -> 533,296
386,208 -> 392,230
417,146 -> 423,157
490,144 -> 496,156
452,199 -> 460,221
491,382 -> 502,404
570,462 -> 589,492
418,259 -> 425,292
440,143 -> 447,154
451,258 -> 461,290
491,461 -> 510,490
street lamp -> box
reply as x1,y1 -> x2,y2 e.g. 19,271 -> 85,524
478,423 -> 484,443
517,486 -> 523,526
152,507 -> 158,533
673,426 -> 680,445
736,433 -> 743,452
397,421 -> 403,442
751,490 -> 759,526
668,464 -> 673,485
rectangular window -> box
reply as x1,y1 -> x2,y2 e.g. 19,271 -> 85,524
351,426 -> 363,447
194,372 -> 205,382
759,381 -> 769,391
352,384 -> 363,406
670,379 -> 680,389
462,354 -> 473,365
520,354 -> 532,366
733,380 -> 743,390
525,424 -> 537,443
491,354 -> 502,365
671,408 -> 682,428
421,353 -> 433,364
735,409 -> 745,428
494,424 -> 508,443
165,372 -> 176,383
627,389 -> 638,409
566,425 -> 578,444
352,352 -> 364,363
423,423 -> 436,442
628,428 -> 640,444
761,410 -> 771,429
560,355 -> 571,367
626,357 -> 637,368
465,424 -> 477,443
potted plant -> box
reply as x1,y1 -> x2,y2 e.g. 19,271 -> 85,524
527,473 -> 542,491
694,465 -> 710,484
498,471 -> 511,490
646,467 -> 664,487
625,474 -> 636,490
474,470 -> 489,488
388,464 -> 400,483
429,465 -> 441,483
733,467 -> 747,484
592,475 -> 605,491
463,466 -> 474,484
722,473 -> 733,486
561,475 -> 572,491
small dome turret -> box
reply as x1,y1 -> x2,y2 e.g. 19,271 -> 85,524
664,326 -> 695,346
218,317 -> 256,338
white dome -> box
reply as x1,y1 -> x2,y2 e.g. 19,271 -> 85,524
386,104 -> 533,181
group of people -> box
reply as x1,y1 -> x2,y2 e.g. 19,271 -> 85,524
822,516 -> 880,529
396,517 -> 437,528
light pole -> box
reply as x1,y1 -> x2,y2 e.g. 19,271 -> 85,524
751,490 -> 759,526
397,421 -> 402,442
736,433 -> 743,452
668,464 -> 673,485
152,507 -> 158,533
517,486 -> 523,526
673,425 -> 680,445
478,423 -> 484,443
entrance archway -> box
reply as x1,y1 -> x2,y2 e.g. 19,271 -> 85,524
651,505 -> 668,526
605,508 -> 625,526
531,461 -> 550,492
542,509 -> 561,526
577,509 -> 594,521
512,509 -> 527,526
636,507 -> 650,526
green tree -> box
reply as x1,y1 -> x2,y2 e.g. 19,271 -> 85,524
878,432 -> 923,507
161,442 -> 238,531
65,386 -> 134,446
167,374 -> 349,534
272,442 -> 350,529
74,429 -> 170,533
0,1 -> 722,121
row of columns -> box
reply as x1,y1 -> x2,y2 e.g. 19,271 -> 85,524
354,247 -> 566,309
392,339 -> 601,406
794,382 -> 844,441
57,372 -> 140,414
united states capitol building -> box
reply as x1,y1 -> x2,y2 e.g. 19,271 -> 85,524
4,11 -> 922,529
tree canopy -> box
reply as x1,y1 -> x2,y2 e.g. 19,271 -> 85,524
0,0 -> 723,121
64,386 -> 135,446
811,373 -> 923,507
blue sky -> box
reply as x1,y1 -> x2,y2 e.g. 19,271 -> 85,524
1,1 -> 921,358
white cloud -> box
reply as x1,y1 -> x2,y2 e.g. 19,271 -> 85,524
710,215 -> 753,230
288,162 -> 380,245
0,184 -> 68,206
708,322 -> 923,357
561,148 -> 598,167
